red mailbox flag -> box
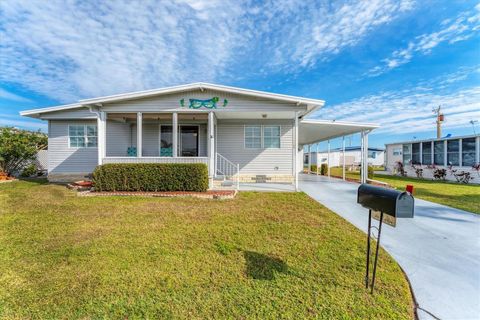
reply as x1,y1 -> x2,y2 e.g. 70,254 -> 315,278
406,184 -> 414,194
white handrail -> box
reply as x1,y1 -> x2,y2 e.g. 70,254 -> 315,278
216,153 -> 240,190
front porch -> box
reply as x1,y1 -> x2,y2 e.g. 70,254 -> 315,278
98,111 -> 237,188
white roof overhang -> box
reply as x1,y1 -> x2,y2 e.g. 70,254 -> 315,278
20,82 -> 325,118
298,119 -> 379,145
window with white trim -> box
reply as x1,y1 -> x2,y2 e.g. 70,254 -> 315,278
393,148 -> 402,156
69,125 -> 97,148
263,126 -> 280,148
245,126 -> 261,148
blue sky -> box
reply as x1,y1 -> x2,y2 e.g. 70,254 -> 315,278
0,0 -> 479,148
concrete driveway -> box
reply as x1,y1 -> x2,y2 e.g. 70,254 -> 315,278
299,174 -> 480,320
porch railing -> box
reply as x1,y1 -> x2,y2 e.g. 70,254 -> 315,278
215,153 -> 240,189
102,157 -> 209,166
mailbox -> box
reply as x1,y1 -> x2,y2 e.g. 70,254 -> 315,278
357,184 -> 414,218
357,183 -> 415,294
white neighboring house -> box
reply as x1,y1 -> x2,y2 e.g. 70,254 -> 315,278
20,82 -> 378,189
385,134 -> 480,183
306,146 -> 385,168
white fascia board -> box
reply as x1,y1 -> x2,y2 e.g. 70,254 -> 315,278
20,82 -> 326,117
79,82 -> 326,108
19,103 -> 85,117
301,119 -> 380,129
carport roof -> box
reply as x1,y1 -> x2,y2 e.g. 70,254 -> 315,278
298,119 -> 379,145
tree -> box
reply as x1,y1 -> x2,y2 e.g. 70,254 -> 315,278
0,127 -> 47,176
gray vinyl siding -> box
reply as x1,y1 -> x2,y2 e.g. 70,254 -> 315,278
106,121 -> 134,156
41,107 -> 96,119
48,120 -> 98,174
105,121 -> 207,157
100,89 -> 306,113
217,120 -> 294,175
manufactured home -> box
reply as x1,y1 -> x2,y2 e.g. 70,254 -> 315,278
20,83 -> 378,189
385,134 -> 480,183
306,146 -> 385,168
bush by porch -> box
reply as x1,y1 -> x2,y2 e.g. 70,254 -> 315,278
92,163 -> 209,192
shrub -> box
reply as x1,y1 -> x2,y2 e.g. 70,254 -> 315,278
320,164 -> 328,175
20,164 -> 37,177
92,163 -> 209,192
310,164 -> 318,173
368,165 -> 374,179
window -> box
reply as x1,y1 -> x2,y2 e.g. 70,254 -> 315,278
368,151 -> 377,159
447,139 -> 459,166
462,138 -> 476,166
422,142 -> 432,165
69,125 -> 97,148
245,126 -> 261,148
434,141 -> 444,165
263,126 -> 280,148
402,144 -> 411,165
411,143 -> 420,164
160,125 -> 173,156
393,148 -> 402,156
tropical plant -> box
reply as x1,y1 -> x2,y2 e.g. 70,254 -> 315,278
433,168 -> 447,180
0,127 -> 47,176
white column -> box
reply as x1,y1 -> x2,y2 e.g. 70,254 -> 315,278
366,134 -> 369,182
208,112 -> 215,184
307,144 -> 311,174
294,112 -> 299,191
360,131 -> 365,183
316,143 -> 319,175
97,111 -> 106,165
172,112 -> 178,157
327,140 -> 330,178
342,136 -> 346,180
419,142 -> 423,165
136,112 -> 142,157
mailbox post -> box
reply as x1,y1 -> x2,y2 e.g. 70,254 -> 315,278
357,184 -> 414,293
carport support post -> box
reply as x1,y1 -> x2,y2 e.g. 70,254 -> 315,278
97,111 -> 106,165
342,136 -> 346,180
327,140 -> 330,178
294,112 -> 299,191
307,144 -> 311,174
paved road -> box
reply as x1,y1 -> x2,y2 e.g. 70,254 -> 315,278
299,174 -> 480,320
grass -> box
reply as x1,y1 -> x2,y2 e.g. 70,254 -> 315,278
328,167 -> 480,214
0,180 -> 413,319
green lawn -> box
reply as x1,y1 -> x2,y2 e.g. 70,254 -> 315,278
328,167 -> 480,214
0,180 -> 413,319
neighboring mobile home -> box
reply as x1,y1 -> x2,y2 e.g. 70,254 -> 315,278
20,83 -> 377,189
385,134 -> 480,183
306,146 -> 385,168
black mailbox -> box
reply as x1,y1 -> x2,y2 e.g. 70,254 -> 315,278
357,183 -> 415,294
357,184 -> 414,218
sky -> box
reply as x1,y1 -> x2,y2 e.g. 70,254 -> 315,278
0,0 -> 479,149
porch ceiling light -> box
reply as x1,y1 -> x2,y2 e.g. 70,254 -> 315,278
262,114 -> 267,118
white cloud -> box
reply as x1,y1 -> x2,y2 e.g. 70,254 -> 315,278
314,68 -> 480,135
0,88 -> 32,103
0,0 -> 414,101
367,5 -> 480,76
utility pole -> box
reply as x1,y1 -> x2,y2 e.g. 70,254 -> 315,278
470,120 -> 478,135
432,106 -> 444,139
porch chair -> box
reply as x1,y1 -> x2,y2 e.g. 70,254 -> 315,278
127,147 -> 137,157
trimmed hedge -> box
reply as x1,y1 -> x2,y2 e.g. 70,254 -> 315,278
320,164 -> 328,176
92,163 -> 209,192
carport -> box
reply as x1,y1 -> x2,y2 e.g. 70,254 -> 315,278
296,119 -> 379,189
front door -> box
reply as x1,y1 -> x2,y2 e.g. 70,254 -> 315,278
180,126 -> 199,157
